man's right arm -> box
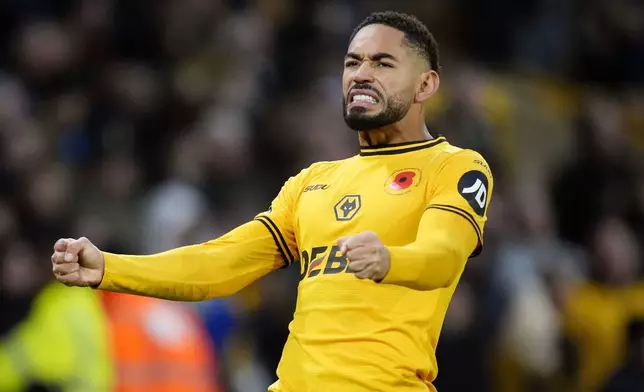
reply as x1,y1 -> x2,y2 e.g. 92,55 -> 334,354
97,219 -> 289,301
53,168 -> 307,302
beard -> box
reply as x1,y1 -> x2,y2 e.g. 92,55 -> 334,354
343,93 -> 411,131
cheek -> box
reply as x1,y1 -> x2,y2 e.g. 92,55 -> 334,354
380,86 -> 408,104
379,75 -> 412,99
342,72 -> 352,95
387,82 -> 417,103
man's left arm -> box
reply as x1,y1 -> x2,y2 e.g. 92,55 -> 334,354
340,150 -> 493,291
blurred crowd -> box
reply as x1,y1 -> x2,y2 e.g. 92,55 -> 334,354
0,0 -> 643,391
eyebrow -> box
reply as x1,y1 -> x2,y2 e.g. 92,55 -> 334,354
345,52 -> 399,62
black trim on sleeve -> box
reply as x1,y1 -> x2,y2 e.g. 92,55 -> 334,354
254,216 -> 295,265
426,204 -> 484,258
254,218 -> 289,266
259,216 -> 295,264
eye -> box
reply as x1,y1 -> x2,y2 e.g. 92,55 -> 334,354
344,60 -> 359,68
374,62 -> 393,68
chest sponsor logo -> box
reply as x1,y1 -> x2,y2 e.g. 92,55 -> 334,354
385,168 -> 421,195
299,245 -> 349,280
334,194 -> 362,221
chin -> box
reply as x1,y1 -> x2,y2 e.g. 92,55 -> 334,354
342,99 -> 403,131
344,107 -> 379,126
344,115 -> 383,131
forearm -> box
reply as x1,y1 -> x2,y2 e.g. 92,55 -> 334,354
97,221 -> 283,301
384,241 -> 464,291
382,209 -> 479,291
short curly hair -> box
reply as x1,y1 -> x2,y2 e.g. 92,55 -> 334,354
349,11 -> 440,74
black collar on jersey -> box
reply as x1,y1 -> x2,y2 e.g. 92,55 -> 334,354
359,136 -> 446,157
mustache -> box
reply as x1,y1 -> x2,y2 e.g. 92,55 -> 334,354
347,84 -> 383,100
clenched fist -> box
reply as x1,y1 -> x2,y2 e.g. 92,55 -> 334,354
51,237 -> 105,287
338,231 -> 391,282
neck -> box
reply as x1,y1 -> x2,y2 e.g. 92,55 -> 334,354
358,113 -> 431,147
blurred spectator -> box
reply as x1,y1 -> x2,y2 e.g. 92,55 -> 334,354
551,94 -> 644,248
492,181 -> 583,392
563,217 -> 644,392
0,277 -> 112,391
139,131 -> 214,254
602,318 -> 644,392
100,292 -> 222,392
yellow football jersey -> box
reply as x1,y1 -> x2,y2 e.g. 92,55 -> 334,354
97,136 -> 493,392
256,137 -> 493,392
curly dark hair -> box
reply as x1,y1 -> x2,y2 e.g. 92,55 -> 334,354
349,11 -> 440,74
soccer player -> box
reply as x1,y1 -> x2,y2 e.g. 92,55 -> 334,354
52,11 -> 493,392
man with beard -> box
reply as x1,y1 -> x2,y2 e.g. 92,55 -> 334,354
51,11 -> 494,392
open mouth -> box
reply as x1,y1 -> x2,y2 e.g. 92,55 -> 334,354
348,89 -> 380,107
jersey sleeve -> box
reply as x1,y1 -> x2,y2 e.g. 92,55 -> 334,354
98,220 -> 286,300
426,149 -> 494,257
254,170 -> 305,268
96,169 -> 308,301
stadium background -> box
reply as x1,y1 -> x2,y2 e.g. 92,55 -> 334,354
0,0 -> 643,391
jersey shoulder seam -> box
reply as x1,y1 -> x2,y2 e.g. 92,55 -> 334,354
435,147 -> 486,175
306,159 -> 344,178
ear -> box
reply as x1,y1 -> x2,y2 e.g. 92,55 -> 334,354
415,70 -> 439,103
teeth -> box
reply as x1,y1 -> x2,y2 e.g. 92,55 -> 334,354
352,94 -> 377,104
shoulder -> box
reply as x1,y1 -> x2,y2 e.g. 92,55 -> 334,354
289,159 -> 347,184
274,160 -> 346,200
306,159 -> 345,176
431,143 -> 493,180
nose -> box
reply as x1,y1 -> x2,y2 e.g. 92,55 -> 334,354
352,62 -> 375,84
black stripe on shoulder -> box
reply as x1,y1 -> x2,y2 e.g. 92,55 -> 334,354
254,216 -> 295,265
426,204 -> 483,258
